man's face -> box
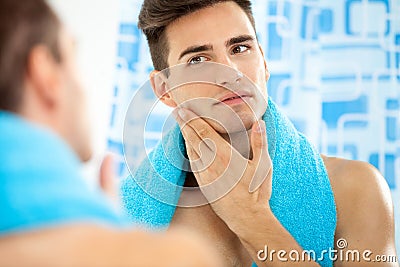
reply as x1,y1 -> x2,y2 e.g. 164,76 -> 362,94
56,28 -> 92,161
160,1 -> 270,133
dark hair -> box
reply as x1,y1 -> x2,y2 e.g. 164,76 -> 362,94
138,0 -> 256,71
0,0 -> 61,112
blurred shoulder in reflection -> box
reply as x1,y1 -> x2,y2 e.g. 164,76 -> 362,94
0,1 -> 221,266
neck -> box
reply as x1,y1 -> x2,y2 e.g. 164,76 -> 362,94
220,128 -> 253,160
18,84 -> 54,129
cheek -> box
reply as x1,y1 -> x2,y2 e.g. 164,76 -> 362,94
241,67 -> 269,102
65,72 -> 88,131
240,53 -> 267,83
170,84 -> 219,105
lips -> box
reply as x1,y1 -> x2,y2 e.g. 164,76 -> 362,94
217,91 -> 251,104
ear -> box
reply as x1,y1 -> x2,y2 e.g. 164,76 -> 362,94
149,70 -> 177,108
258,45 -> 270,82
26,45 -> 60,108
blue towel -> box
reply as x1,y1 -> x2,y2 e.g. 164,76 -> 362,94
0,112 -> 129,235
121,98 -> 337,266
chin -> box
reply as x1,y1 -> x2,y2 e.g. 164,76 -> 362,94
204,112 -> 256,134
78,147 -> 93,162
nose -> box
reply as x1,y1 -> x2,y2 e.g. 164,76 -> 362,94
214,57 -> 243,87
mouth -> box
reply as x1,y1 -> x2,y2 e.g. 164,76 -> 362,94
216,91 -> 251,106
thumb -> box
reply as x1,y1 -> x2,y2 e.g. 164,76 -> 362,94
250,120 -> 268,162
249,120 -> 271,193
99,154 -> 117,199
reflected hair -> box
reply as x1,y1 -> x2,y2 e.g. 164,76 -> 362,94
138,0 -> 256,71
0,0 -> 61,112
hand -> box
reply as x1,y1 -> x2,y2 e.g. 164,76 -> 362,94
175,107 -> 273,236
99,154 -> 121,210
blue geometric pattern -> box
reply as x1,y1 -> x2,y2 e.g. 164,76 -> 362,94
109,0 -> 399,252
253,0 -> 400,192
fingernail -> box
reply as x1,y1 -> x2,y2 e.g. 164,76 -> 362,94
255,120 -> 265,133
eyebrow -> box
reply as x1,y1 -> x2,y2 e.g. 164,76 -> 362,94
178,44 -> 213,60
225,34 -> 255,47
178,34 -> 256,60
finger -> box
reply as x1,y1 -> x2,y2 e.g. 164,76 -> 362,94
174,108 -> 208,156
175,108 -> 217,161
250,120 -> 269,163
249,120 -> 272,193
185,141 -> 200,161
172,108 -> 185,127
257,167 -> 273,201
175,108 -> 237,166
180,122 -> 211,160
175,109 -> 219,173
177,108 -> 229,151
99,154 -> 117,198
249,161 -> 272,194
191,138 -> 219,176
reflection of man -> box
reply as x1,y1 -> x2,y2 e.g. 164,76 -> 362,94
0,1 -> 221,266
123,0 -> 397,266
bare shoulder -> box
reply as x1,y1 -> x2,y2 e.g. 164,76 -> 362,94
321,155 -> 396,255
321,155 -> 392,206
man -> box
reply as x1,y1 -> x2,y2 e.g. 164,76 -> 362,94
0,1 -> 222,266
122,0 -> 397,266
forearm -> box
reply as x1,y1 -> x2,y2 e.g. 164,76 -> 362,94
237,212 -> 320,267
0,224 -> 220,267
0,225 -> 154,267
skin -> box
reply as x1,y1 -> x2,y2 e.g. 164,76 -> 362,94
0,24 -> 223,267
150,2 -> 398,266
19,27 -> 92,162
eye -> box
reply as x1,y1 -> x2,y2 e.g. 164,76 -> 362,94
232,45 -> 250,55
188,56 -> 208,65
